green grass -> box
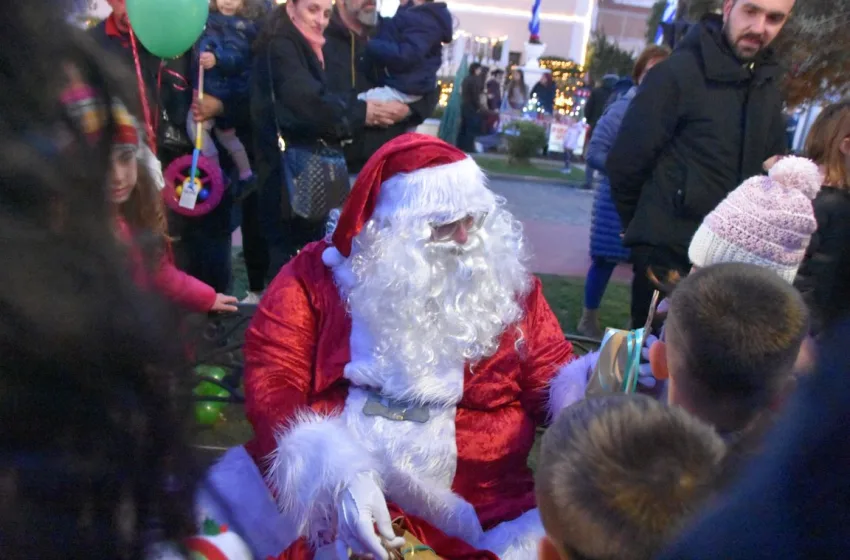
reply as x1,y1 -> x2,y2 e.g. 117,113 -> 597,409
538,274 -> 630,335
473,155 -> 585,183
203,264 -> 630,451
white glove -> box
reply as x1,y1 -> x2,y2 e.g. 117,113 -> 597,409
639,334 -> 659,388
334,473 -> 404,560
551,351 -> 598,416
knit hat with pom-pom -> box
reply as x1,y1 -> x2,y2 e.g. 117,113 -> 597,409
688,156 -> 823,283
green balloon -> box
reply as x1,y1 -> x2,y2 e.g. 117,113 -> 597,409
126,0 -> 209,59
194,365 -> 229,426
195,401 -> 225,426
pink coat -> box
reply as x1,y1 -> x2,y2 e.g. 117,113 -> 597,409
117,217 -> 216,313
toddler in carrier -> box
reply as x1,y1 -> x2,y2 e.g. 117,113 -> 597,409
358,0 -> 453,103
189,0 -> 260,192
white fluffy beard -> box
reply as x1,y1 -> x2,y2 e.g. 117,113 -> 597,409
340,208 -> 532,396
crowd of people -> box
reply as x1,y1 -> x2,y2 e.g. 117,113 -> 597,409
3,0 -> 850,559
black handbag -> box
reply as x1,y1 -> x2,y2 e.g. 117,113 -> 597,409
267,47 -> 350,221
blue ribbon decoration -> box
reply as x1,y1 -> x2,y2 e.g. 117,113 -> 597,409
528,0 -> 542,38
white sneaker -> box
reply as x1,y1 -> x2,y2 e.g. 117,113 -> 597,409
240,291 -> 262,305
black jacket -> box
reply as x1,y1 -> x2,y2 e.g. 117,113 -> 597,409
607,15 -> 787,260
323,8 -> 440,172
251,8 -> 363,226
794,187 -> 850,334
363,2 -> 452,96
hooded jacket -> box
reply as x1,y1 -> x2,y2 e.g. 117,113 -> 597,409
606,15 -> 787,261
363,2 -> 452,96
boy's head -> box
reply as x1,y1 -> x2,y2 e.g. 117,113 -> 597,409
536,395 -> 725,560
652,263 -> 808,434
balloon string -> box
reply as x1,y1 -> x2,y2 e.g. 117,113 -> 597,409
129,27 -> 158,154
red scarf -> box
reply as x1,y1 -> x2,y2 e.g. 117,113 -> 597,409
286,2 -> 326,69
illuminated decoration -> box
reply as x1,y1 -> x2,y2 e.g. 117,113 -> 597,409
437,79 -> 454,108
539,57 -> 586,118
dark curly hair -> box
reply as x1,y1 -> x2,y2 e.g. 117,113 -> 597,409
0,3 -> 200,558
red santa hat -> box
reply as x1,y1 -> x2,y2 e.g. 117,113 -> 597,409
323,133 -> 494,266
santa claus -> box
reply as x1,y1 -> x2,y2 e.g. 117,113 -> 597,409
243,134 -> 588,559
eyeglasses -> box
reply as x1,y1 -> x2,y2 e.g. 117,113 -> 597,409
430,213 -> 486,242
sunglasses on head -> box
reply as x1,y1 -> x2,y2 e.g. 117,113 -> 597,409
430,213 -> 487,242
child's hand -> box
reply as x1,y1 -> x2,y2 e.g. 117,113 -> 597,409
211,293 -> 238,313
200,52 -> 217,70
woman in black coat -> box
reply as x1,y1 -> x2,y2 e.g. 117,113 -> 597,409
794,101 -> 850,335
252,0 -> 376,274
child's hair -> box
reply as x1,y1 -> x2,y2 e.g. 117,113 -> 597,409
120,159 -> 170,259
666,263 -> 808,434
210,0 -> 264,19
805,99 -> 850,189
536,394 -> 725,560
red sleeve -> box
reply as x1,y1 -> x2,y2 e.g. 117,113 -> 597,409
519,277 -> 576,426
243,269 -> 316,464
152,253 -> 217,313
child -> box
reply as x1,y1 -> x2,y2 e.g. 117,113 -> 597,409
358,0 -> 452,103
111,107 -> 238,314
536,394 -> 726,560
553,156 -> 823,401
794,101 -> 850,335
648,263 -> 808,477
561,118 -> 584,173
189,0 -> 259,191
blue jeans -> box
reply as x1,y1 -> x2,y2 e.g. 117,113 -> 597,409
584,258 -> 617,310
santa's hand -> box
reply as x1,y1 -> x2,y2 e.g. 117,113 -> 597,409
638,334 -> 659,388
335,473 -> 404,560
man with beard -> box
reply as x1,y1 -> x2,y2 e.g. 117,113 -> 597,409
243,134 -> 585,560
323,0 -> 442,172
606,0 -> 794,328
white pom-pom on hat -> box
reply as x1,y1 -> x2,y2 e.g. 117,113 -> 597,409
768,155 -> 823,200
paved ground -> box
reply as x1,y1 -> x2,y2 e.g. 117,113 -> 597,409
483,178 -> 632,280
233,177 -> 633,280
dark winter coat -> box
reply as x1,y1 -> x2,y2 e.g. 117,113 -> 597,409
251,8 -> 364,229
323,7 -> 440,172
794,187 -> 850,334
583,75 -> 617,130
198,12 -> 259,100
363,2 -> 452,96
530,80 -> 556,114
586,88 -> 635,262
606,14 -> 787,262
89,16 -> 193,158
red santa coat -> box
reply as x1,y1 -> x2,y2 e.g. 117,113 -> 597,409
244,241 -> 578,558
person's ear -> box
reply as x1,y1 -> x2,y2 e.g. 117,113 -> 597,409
539,536 -> 569,560
649,339 -> 669,381
839,136 -> 850,158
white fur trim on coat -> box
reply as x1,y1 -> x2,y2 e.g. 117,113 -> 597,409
480,508 -> 546,560
547,354 -> 592,420
265,410 -> 378,548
